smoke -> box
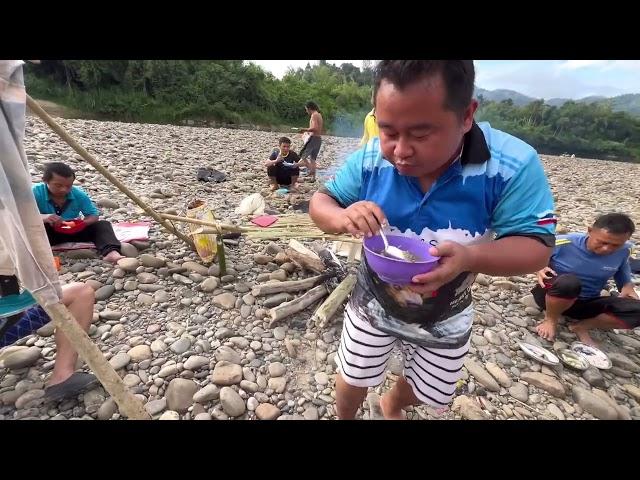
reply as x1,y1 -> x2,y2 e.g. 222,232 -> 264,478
329,110 -> 367,138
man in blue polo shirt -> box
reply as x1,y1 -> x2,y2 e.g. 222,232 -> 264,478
32,162 -> 124,263
309,60 -> 555,419
533,213 -> 639,346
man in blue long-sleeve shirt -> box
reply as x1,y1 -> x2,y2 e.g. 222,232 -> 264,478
533,213 -> 639,346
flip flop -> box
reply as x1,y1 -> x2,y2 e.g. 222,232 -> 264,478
45,372 -> 99,401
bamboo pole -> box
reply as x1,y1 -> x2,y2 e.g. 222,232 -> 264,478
26,95 -> 195,250
35,295 -> 150,420
161,213 -> 362,243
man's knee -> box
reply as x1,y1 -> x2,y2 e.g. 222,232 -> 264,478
609,298 -> 640,329
62,282 -> 95,304
95,220 -> 112,229
79,283 -> 95,303
87,220 -> 112,234
548,273 -> 581,298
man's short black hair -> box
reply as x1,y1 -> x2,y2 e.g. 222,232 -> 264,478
593,213 -> 636,235
278,136 -> 291,145
373,60 -> 475,117
43,162 -> 75,182
305,101 -> 320,112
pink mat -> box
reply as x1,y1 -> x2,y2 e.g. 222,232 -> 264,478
51,222 -> 151,252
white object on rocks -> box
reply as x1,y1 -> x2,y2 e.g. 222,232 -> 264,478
236,193 -> 266,216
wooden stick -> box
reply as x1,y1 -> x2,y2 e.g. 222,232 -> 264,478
160,213 -> 246,233
313,274 -> 356,328
268,284 -> 329,326
347,243 -> 361,263
509,395 -> 553,419
25,95 -> 194,250
288,239 -> 320,259
284,248 -> 326,274
252,275 -> 326,297
36,297 -> 150,420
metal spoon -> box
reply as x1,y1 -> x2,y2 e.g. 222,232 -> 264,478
378,228 -> 415,261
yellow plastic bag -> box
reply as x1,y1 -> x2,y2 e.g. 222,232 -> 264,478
186,200 -> 217,263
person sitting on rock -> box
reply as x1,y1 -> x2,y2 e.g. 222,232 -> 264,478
534,213 -> 639,345
32,162 -> 124,263
0,275 -> 98,401
265,137 -> 301,192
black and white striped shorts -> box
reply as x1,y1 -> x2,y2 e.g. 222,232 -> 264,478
335,303 -> 470,408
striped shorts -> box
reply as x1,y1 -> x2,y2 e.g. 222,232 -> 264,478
336,303 -> 470,408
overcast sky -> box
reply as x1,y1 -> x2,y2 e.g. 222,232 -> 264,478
246,60 -> 640,100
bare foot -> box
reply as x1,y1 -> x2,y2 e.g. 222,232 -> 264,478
536,317 -> 558,341
366,392 -> 385,420
568,323 -> 598,346
379,393 -> 405,420
103,251 -> 125,263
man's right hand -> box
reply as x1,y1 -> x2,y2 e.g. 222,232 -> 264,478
536,267 -> 557,287
43,214 -> 63,227
335,201 -> 386,238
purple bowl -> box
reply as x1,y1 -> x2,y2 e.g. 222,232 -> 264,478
363,234 -> 440,286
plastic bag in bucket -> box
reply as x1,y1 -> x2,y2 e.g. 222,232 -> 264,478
186,200 -> 217,263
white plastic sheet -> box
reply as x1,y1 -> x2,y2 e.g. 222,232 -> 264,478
0,60 -> 61,305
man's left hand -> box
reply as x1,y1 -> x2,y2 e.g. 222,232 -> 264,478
620,285 -> 640,300
409,241 -> 474,295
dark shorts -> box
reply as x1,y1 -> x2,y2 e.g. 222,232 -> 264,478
267,163 -> 299,186
0,305 -> 51,348
299,136 -> 322,161
531,273 -> 640,328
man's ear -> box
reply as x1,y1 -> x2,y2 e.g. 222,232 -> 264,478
462,100 -> 478,134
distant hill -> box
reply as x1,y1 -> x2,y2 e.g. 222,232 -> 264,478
475,87 -> 640,117
546,96 -> 606,107
605,94 -> 640,116
475,87 -> 536,106
546,97 -> 569,107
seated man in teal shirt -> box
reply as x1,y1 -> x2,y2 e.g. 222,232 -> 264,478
32,162 -> 124,263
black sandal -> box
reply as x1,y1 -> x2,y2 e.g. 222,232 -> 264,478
45,372 -> 99,401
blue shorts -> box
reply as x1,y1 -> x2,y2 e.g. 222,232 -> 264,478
0,306 -> 51,348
